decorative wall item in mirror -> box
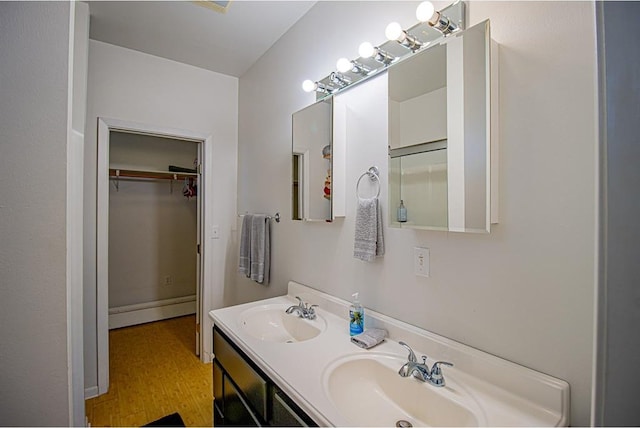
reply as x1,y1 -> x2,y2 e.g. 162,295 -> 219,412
302,1 -> 465,101
389,19 -> 499,233
292,96 -> 345,222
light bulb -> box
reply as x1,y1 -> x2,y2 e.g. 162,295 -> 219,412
416,1 -> 436,23
385,22 -> 404,41
336,58 -> 352,74
358,42 -> 375,59
302,79 -> 316,92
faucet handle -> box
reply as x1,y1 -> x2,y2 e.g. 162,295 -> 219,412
431,361 -> 453,370
430,361 -> 453,386
399,341 -> 417,363
294,296 -> 304,307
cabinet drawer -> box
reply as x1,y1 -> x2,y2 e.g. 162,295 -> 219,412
214,328 -> 268,420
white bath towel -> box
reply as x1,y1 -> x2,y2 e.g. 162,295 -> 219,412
238,214 -> 253,277
250,214 -> 270,284
354,197 -> 385,262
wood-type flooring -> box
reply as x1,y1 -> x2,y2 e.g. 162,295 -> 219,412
85,315 -> 212,427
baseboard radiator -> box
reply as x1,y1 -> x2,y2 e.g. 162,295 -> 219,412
108,294 -> 196,329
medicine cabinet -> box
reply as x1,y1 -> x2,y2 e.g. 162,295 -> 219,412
389,19 -> 498,233
292,96 -> 345,222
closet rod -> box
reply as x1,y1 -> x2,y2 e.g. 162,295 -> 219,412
108,168 -> 197,181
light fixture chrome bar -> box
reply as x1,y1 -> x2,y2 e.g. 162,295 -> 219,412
399,32 -> 423,51
350,60 -> 372,75
429,12 -> 458,35
372,47 -> 395,65
330,72 -> 352,87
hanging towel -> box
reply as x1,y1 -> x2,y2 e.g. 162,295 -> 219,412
354,197 -> 385,262
250,214 -> 270,284
239,214 -> 253,277
375,198 -> 385,257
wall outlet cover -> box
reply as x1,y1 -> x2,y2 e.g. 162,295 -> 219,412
414,247 -> 430,277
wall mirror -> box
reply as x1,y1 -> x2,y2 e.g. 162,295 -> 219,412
389,19 -> 497,233
292,96 -> 342,222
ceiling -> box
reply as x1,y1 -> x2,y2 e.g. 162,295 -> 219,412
87,1 -> 317,77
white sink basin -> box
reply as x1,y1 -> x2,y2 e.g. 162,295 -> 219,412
323,353 -> 486,427
239,304 -> 326,343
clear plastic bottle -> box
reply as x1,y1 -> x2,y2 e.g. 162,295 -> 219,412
349,292 -> 364,336
398,200 -> 407,223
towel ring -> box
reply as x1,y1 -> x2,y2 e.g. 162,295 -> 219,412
356,166 -> 381,199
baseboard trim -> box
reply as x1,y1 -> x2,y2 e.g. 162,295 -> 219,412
109,295 -> 196,329
84,386 -> 99,399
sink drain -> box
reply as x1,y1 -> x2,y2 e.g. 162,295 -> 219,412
396,420 -> 412,428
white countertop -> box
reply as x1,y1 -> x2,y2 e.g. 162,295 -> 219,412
209,281 -> 570,427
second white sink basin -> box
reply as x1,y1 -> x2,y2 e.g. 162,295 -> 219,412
239,303 -> 326,343
323,353 -> 486,427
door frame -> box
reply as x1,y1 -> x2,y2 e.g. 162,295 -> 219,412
96,117 -> 212,394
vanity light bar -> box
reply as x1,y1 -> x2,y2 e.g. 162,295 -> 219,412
301,1 -> 464,98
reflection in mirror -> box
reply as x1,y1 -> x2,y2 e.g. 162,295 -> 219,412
292,96 -> 334,221
390,142 -> 448,230
389,20 -> 494,233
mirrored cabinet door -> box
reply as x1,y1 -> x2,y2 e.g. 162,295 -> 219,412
292,96 -> 344,222
388,20 -> 497,233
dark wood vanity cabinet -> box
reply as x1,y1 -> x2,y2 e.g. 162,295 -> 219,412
212,326 -> 317,427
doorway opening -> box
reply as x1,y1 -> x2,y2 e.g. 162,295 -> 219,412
108,131 -> 200,332
96,118 -> 212,395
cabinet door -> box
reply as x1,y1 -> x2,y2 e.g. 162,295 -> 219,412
223,375 -> 261,427
213,361 -> 224,417
214,328 -> 268,419
270,388 -> 309,427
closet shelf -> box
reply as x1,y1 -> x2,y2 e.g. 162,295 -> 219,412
109,168 -> 197,181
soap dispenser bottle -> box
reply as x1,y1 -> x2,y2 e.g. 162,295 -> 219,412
349,292 -> 364,336
397,200 -> 407,223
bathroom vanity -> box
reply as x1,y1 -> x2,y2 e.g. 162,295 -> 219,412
209,282 -> 570,427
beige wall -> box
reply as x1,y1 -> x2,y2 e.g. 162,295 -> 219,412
237,1 -> 597,425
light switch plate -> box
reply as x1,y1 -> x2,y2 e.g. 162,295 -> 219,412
414,247 -> 430,277
212,225 -> 220,239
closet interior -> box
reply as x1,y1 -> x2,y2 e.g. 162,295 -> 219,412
107,131 -> 201,354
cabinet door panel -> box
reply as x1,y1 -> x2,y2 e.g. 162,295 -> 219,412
223,376 -> 260,427
271,389 -> 308,427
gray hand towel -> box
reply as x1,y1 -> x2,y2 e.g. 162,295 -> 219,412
239,214 -> 253,277
354,197 -> 384,262
351,328 -> 388,349
375,198 -> 385,257
250,214 -> 270,284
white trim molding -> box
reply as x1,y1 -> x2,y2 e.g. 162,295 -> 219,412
108,295 -> 197,329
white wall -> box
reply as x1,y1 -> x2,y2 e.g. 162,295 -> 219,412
237,1 -> 597,425
0,2 -> 72,425
109,133 -> 198,309
84,40 -> 238,390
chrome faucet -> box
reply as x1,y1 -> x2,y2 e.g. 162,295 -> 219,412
285,296 -> 318,320
398,341 -> 453,387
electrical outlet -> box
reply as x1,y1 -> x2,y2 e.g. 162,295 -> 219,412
164,276 -> 173,286
414,247 -> 430,277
